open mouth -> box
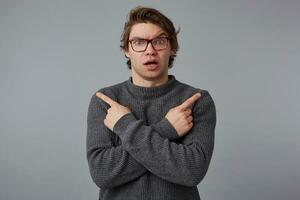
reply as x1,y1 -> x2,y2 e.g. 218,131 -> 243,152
144,61 -> 158,66
143,60 -> 159,70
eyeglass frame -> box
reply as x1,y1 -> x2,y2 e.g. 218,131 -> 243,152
128,36 -> 170,52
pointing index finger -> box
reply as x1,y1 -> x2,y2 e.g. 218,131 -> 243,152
96,92 -> 117,107
179,92 -> 201,110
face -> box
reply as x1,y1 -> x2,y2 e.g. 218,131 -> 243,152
124,23 -> 174,82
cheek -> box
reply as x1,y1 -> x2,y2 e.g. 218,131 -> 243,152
160,52 -> 172,62
130,54 -> 141,63
161,48 -> 172,57
129,54 -> 143,68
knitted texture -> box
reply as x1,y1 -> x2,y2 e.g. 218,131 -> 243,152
86,75 -> 216,200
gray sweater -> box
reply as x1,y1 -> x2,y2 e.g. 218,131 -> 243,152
86,74 -> 216,200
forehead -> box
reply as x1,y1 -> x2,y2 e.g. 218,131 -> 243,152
129,23 -> 167,39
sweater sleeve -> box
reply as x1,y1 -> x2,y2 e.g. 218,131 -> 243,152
86,93 -> 148,189
151,117 -> 179,141
112,90 -> 216,187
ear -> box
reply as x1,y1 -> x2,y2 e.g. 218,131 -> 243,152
123,49 -> 130,59
170,50 -> 176,56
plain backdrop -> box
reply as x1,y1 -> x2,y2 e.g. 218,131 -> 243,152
1,1 -> 299,200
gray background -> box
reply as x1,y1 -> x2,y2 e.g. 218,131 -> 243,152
1,0 -> 299,199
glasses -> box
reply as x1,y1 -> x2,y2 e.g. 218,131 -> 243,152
129,37 -> 169,52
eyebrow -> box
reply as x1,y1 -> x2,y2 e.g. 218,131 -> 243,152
130,32 -> 168,40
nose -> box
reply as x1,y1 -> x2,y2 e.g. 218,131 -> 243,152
145,42 -> 157,55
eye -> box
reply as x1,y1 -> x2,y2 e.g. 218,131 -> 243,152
153,37 -> 166,45
133,39 -> 146,45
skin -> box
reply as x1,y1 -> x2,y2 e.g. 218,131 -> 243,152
96,22 -> 202,137
124,23 -> 174,87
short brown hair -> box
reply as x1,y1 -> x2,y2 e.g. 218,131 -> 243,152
120,6 -> 180,69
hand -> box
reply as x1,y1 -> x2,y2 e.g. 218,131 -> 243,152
165,93 -> 201,137
96,92 -> 131,131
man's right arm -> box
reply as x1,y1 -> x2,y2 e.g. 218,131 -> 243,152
86,93 -> 148,189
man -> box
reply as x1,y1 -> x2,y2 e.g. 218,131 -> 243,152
86,6 -> 216,200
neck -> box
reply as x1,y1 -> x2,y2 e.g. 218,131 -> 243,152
126,74 -> 177,100
131,74 -> 169,88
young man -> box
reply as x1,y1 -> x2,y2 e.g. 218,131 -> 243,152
86,6 -> 216,200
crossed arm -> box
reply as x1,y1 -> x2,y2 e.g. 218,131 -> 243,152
86,90 -> 216,189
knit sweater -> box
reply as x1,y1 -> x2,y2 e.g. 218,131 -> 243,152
86,74 -> 216,200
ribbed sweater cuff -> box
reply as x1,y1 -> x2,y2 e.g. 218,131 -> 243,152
113,113 -> 137,135
155,118 -> 179,140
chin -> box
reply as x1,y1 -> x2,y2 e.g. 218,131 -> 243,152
143,71 -> 166,81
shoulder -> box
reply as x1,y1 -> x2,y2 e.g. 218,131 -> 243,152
175,79 -> 215,103
174,79 -> 216,116
88,80 -> 127,108
94,80 -> 127,98
97,80 -> 127,97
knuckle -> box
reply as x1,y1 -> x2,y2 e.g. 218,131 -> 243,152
184,111 -> 190,117
184,119 -> 190,125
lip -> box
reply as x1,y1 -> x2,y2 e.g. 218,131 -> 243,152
143,59 -> 159,65
144,63 -> 159,71
143,59 -> 159,71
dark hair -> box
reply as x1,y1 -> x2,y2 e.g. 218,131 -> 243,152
120,6 -> 180,69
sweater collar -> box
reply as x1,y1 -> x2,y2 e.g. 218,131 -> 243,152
126,74 -> 178,100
